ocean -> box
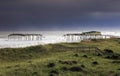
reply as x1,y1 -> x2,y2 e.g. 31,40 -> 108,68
0,31 -> 119,48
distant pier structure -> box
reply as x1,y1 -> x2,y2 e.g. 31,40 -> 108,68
64,31 -> 112,42
8,33 -> 43,41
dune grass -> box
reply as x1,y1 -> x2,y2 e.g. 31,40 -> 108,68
0,38 -> 120,76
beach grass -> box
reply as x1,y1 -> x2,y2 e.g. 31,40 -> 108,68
0,38 -> 120,76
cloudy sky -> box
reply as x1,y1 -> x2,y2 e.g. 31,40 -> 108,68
0,0 -> 120,31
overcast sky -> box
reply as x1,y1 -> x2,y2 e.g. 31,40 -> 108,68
0,0 -> 120,31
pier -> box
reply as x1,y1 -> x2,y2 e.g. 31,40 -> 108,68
8,34 -> 43,41
64,31 -> 112,42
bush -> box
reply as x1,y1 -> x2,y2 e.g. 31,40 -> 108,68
74,54 -> 79,57
61,66 -> 68,71
92,61 -> 98,65
82,55 -> 88,58
58,60 -> 77,65
81,64 -> 85,68
49,70 -> 59,75
104,49 -> 113,54
47,63 -> 55,68
32,72 -> 38,76
69,66 -> 82,72
112,61 -> 120,64
105,54 -> 120,60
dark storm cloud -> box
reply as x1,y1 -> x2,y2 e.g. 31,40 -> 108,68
0,0 -> 120,31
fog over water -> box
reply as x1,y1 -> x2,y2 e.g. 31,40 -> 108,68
0,31 -> 120,48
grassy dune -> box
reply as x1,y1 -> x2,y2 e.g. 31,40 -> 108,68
0,39 -> 120,76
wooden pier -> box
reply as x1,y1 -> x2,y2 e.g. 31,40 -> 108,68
53,45 -> 104,56
64,31 -> 111,42
8,33 -> 43,41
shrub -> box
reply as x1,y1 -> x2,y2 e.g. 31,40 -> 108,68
74,54 -> 79,57
111,55 -> 119,59
61,66 -> 68,71
114,73 -> 119,76
112,61 -> 120,64
49,74 -> 54,76
58,60 -> 77,65
32,72 -> 38,76
82,55 -> 88,58
117,68 -> 120,70
49,70 -> 59,75
104,49 -> 113,54
105,54 -> 120,60
47,63 -> 55,68
69,66 -> 82,72
81,64 -> 85,68
92,61 -> 98,65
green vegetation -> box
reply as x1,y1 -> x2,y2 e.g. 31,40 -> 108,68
81,31 -> 101,35
0,38 -> 120,76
